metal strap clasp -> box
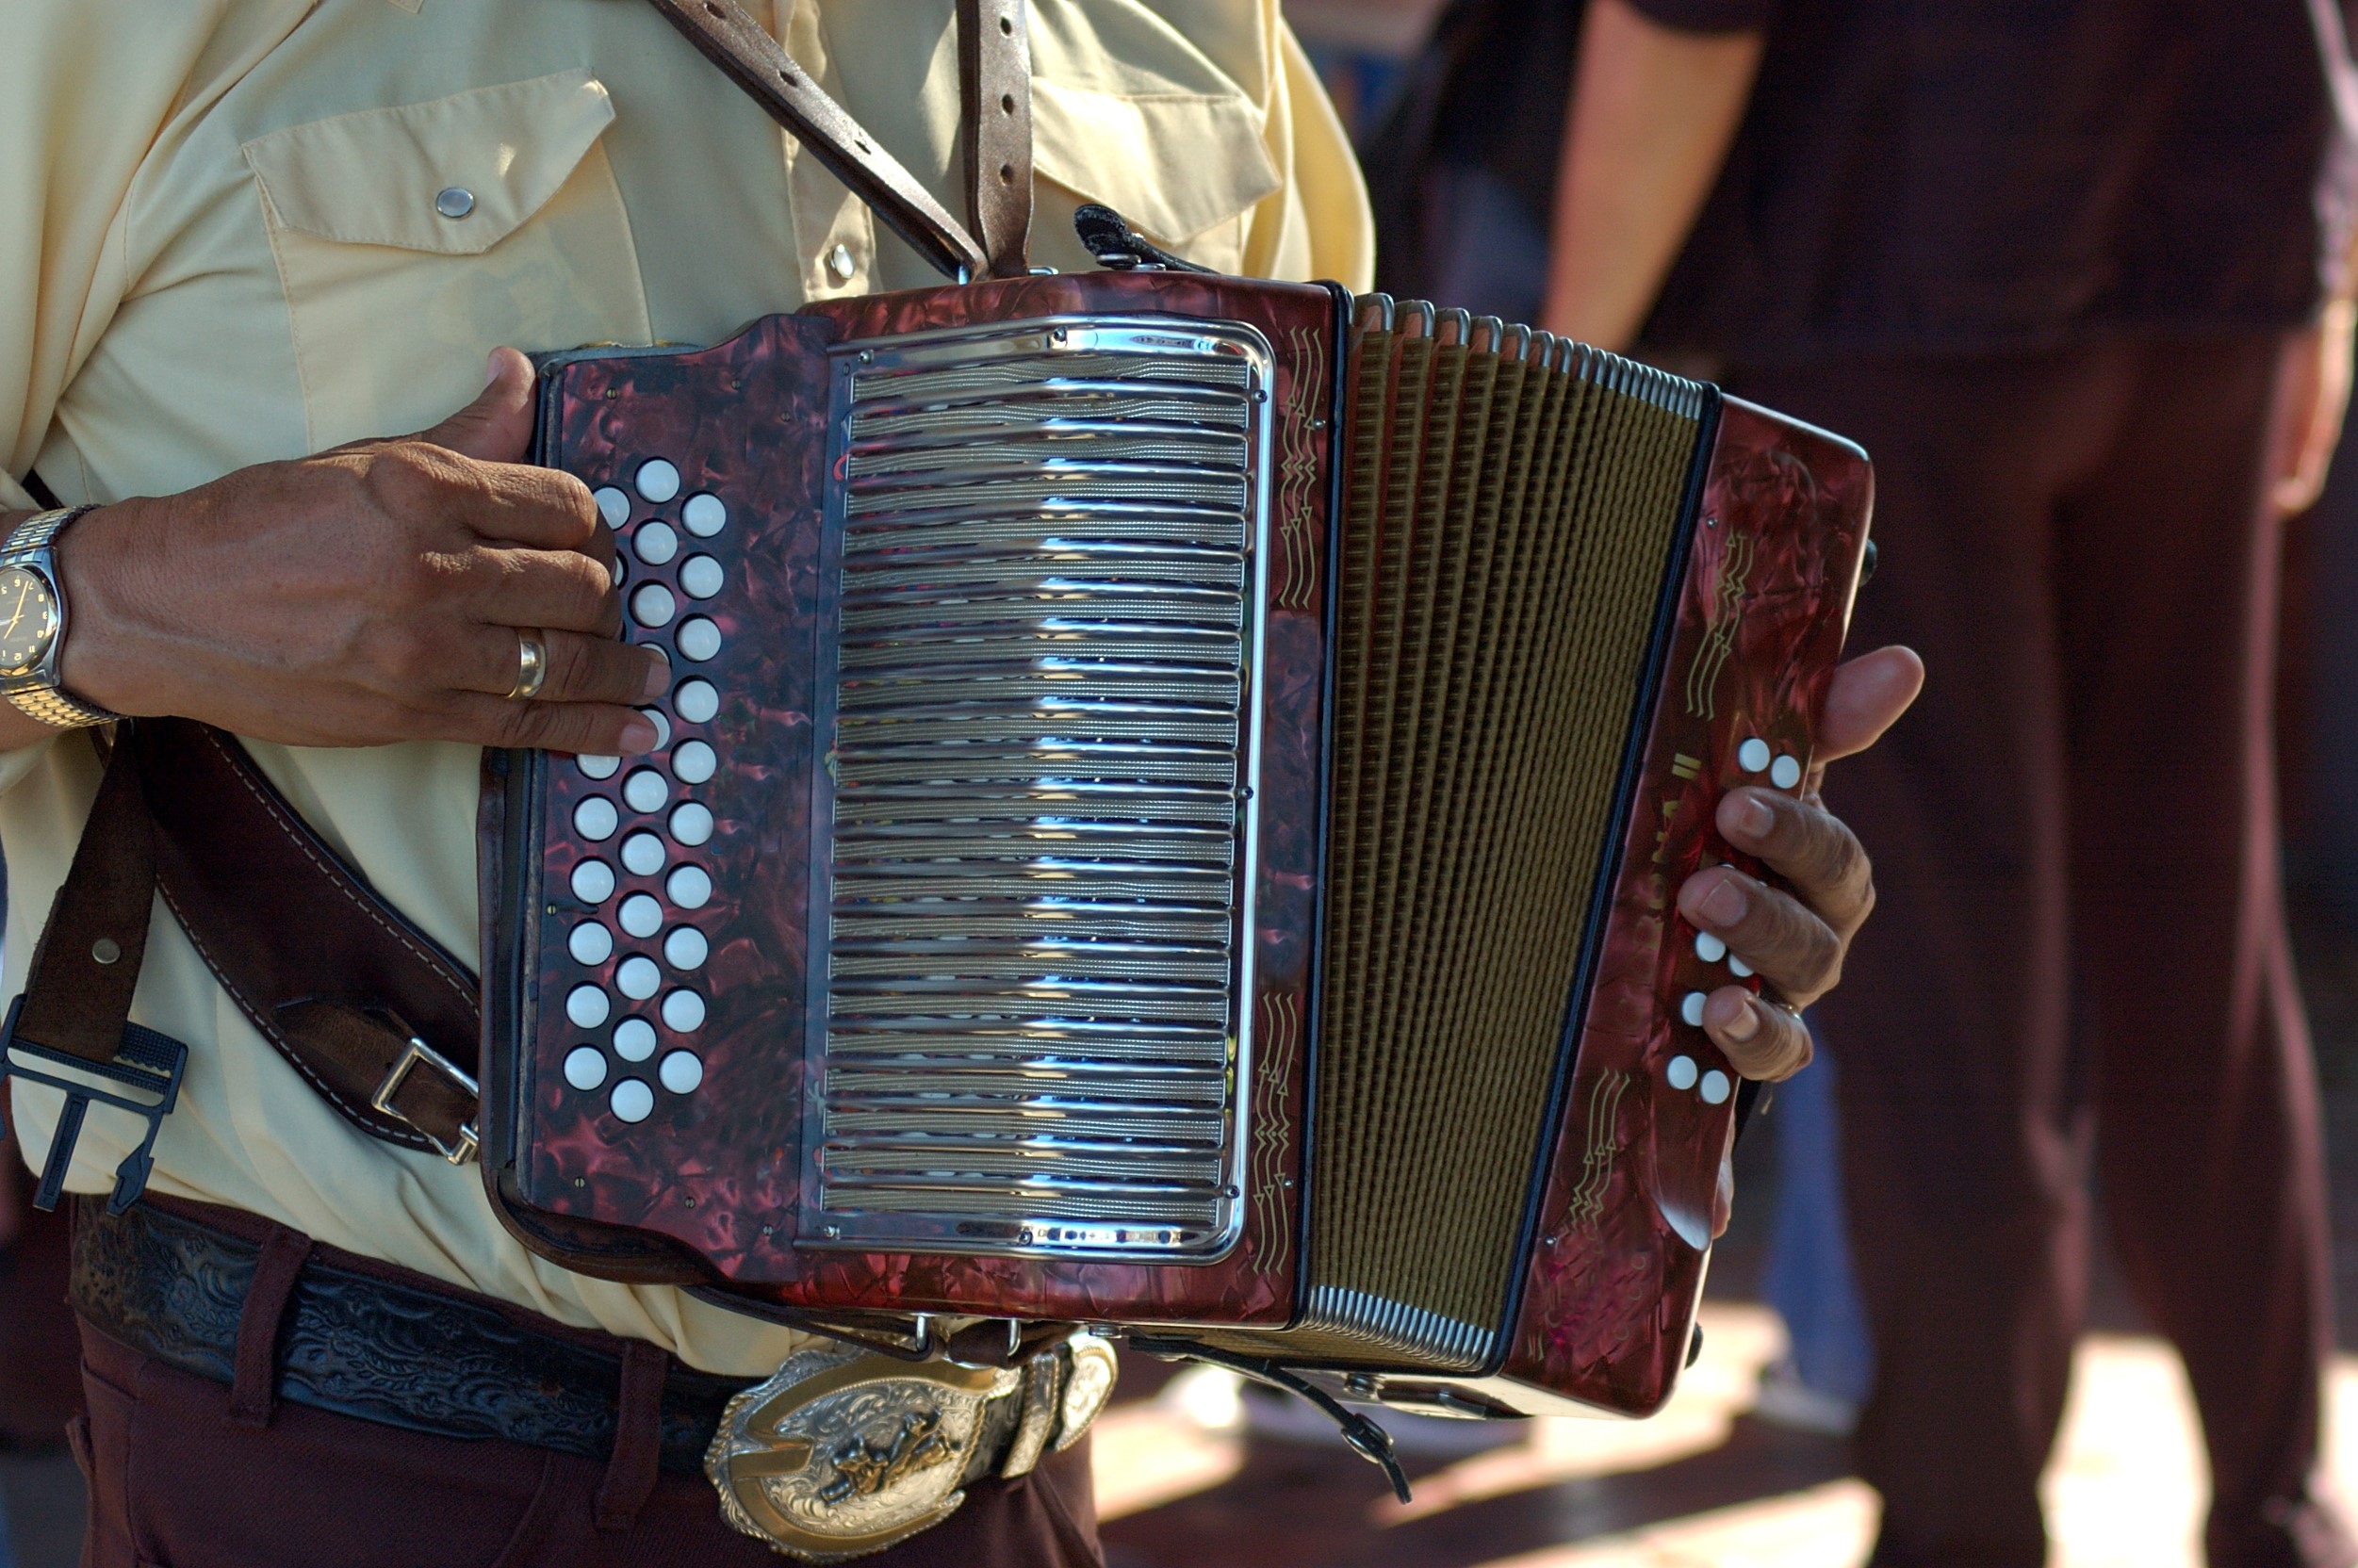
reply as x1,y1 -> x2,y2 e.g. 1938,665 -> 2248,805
371,1036 -> 479,1164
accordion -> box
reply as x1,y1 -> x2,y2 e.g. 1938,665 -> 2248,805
481,267 -> 1872,1423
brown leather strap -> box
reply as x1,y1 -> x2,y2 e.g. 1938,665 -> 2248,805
958,0 -> 1034,278
13,732 -> 153,1067
639,0 -> 989,282
132,720 -> 482,1160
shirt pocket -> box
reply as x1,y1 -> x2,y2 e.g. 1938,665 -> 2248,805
242,70 -> 651,451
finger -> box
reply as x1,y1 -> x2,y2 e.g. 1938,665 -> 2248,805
456,464 -> 608,557
443,692 -> 662,757
458,546 -> 622,635
455,625 -> 668,705
1815,644 -> 1924,764
1702,988 -> 1812,1081
1677,865 -> 1843,1003
418,348 -> 538,464
1715,788 -> 1875,934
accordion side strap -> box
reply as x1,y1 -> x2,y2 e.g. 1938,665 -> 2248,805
128,718 -> 483,1160
11,730 -> 155,1070
638,0 -> 990,282
957,0 -> 1034,277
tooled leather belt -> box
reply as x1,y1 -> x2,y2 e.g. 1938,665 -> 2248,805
67,1196 -> 1045,1481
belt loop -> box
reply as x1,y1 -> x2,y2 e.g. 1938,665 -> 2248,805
595,1340 -> 668,1532
227,1223 -> 313,1429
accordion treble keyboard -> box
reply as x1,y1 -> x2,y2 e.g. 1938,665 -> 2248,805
487,270 -> 1872,1421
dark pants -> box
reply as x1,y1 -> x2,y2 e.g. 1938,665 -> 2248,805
69,1314 -> 1099,1568
1738,334 -> 2350,1568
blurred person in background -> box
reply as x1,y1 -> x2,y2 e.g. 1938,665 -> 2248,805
1497,0 -> 2358,1562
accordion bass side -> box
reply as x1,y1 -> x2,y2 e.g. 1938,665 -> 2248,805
481,268 -> 1873,1420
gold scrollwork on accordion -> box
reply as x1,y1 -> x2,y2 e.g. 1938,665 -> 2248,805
1685,529 -> 1756,722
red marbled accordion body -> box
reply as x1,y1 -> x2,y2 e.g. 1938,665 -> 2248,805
479,270 -> 1871,1418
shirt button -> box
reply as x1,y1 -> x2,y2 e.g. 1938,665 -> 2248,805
434,186 -> 476,220
827,243 -> 857,281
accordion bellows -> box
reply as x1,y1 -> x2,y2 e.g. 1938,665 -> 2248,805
483,270 -> 1872,1420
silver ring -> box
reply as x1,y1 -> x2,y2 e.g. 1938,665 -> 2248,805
506,629 -> 549,701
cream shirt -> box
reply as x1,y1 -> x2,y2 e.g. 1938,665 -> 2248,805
0,0 -> 1370,1376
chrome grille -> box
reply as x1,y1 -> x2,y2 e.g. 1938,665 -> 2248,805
803,318 -> 1272,1260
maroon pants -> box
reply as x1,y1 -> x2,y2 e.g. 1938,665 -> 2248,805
70,1318 -> 1100,1567
1739,335 -> 2349,1567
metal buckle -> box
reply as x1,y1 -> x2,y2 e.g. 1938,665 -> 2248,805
370,1037 -> 479,1164
0,995 -> 187,1214
707,1345 -> 1018,1563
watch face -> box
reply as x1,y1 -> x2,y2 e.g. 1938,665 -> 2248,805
0,564 -> 60,677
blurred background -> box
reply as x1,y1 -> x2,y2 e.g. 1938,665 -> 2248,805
9,1 -> 2358,1564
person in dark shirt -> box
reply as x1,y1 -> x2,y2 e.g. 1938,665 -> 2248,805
1455,0 -> 2358,1562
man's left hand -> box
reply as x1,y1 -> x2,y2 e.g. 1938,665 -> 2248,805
1675,644 -> 1924,1081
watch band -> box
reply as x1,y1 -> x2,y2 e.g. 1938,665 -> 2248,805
4,504 -> 119,728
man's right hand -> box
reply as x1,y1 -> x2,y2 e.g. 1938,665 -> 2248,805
27,347 -> 663,757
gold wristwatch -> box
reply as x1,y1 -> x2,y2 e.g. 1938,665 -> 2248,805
0,505 -> 119,728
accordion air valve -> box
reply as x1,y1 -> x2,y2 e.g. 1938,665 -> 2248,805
483,267 -> 1872,1422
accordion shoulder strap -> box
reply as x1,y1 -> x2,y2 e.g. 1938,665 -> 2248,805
957,0 -> 1034,278
640,0 -> 1034,283
5,719 -> 484,1169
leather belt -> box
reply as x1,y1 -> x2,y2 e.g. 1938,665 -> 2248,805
70,1198 -> 1115,1560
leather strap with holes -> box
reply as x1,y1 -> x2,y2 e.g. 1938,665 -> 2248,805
11,731 -> 154,1070
958,0 -> 1034,277
639,0 -> 991,281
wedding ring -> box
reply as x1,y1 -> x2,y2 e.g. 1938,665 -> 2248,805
507,629 -> 549,701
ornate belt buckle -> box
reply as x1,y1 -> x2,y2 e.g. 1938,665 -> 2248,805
706,1345 -> 1018,1562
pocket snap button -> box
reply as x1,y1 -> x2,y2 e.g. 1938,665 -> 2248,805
434,186 -> 476,220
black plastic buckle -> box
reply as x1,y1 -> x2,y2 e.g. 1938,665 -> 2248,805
0,994 -> 188,1214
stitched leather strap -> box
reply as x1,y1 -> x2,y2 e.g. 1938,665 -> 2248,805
131,719 -> 482,1158
958,0 -> 1034,278
12,732 -> 153,1068
639,0 -> 989,281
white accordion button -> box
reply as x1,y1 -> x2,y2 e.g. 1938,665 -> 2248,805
615,955 -> 662,1001
1771,754 -> 1804,790
660,1051 -> 704,1094
1665,1054 -> 1699,1092
661,988 -> 707,1032
609,1078 -> 655,1123
667,864 -> 713,910
633,520 -> 680,566
565,984 -> 611,1030
636,707 -> 671,752
674,679 -> 719,726
566,922 -> 614,967
664,925 -> 709,971
1737,737 -> 1772,774
630,583 -> 677,629
677,617 -> 723,662
564,1046 -> 608,1091
635,458 -> 680,504
1695,931 -> 1727,964
1700,1070 -> 1733,1105
1729,954 -> 1754,978
680,555 -> 724,600
593,486 -> 630,529
618,892 -> 663,939
682,494 -> 727,537
614,1017 -> 658,1063
673,740 -> 716,785
1679,989 -> 1708,1028
572,796 -> 618,842
569,859 -> 615,905
576,754 -> 621,780
623,768 -> 669,815
619,831 -> 665,878
669,802 -> 714,847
